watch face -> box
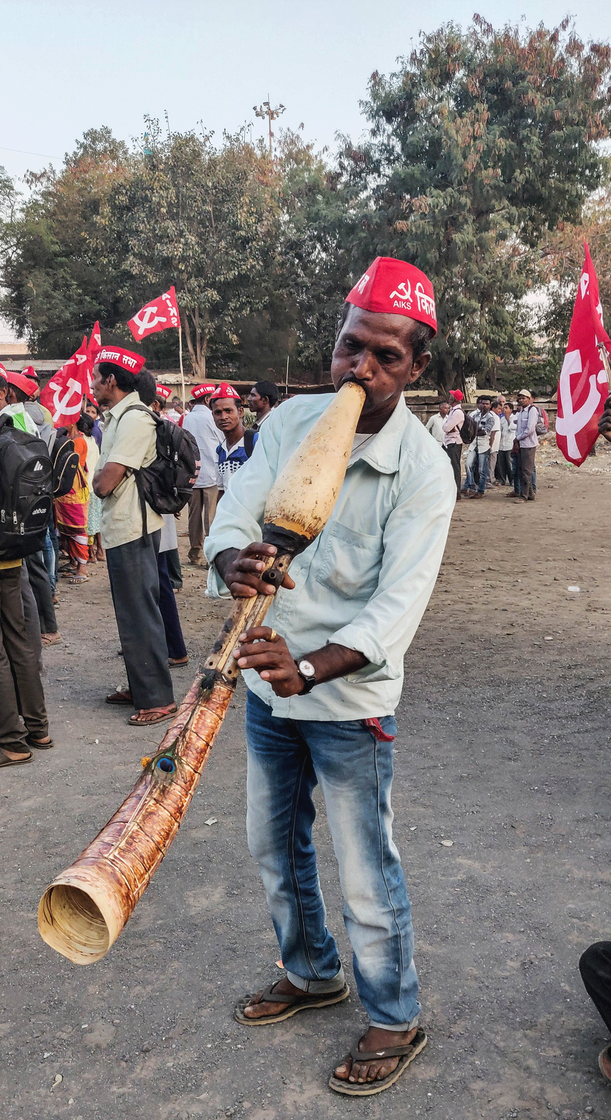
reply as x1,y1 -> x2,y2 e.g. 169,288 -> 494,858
298,659 -> 316,680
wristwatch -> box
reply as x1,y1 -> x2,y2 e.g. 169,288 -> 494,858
295,658 -> 316,694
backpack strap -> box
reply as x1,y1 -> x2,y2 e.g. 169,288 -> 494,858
243,428 -> 256,458
115,403 -> 159,543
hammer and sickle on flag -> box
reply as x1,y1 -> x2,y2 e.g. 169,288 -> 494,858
40,335 -> 92,427
127,287 -> 180,341
555,244 -> 611,467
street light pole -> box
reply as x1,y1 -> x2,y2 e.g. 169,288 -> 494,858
253,96 -> 286,158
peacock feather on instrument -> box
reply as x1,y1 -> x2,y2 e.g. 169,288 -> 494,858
38,381 -> 366,964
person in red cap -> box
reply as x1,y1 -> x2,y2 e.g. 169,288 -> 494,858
92,348 -> 177,727
205,257 -> 455,1095
183,384 -> 221,566
442,389 -> 465,497
209,383 -> 257,495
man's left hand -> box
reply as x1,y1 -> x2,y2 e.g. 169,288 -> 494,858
234,626 -> 305,697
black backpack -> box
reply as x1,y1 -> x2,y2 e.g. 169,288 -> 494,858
459,413 -> 478,444
0,414 -> 53,560
50,428 -> 80,498
118,405 -> 198,529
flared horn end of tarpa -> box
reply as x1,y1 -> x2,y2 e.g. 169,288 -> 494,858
38,874 -> 123,965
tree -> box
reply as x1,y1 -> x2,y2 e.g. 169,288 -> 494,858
334,18 -> 611,389
0,128 -> 131,355
536,186 -> 611,366
98,121 -> 282,377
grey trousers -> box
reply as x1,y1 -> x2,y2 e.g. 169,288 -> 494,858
106,532 -> 174,711
26,549 -> 58,633
188,486 -> 218,561
1,565 -> 49,751
21,564 -> 43,673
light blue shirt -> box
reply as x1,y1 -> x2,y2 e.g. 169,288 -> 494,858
205,393 -> 455,720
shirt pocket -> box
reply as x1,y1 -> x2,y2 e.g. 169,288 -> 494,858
316,520 -> 384,601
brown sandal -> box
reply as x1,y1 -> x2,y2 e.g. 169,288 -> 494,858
234,981 -> 350,1026
0,747 -> 33,767
128,704 -> 178,726
329,1028 -> 427,1096
105,690 -> 133,705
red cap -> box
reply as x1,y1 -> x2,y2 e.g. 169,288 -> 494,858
449,389 -> 464,402
155,383 -> 172,400
346,257 -> 437,334
210,383 -> 241,401
6,371 -> 38,398
95,346 -> 145,375
21,364 -> 39,381
192,383 -> 217,399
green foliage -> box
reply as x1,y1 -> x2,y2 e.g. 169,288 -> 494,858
97,119 -> 283,377
0,128 -> 131,355
536,182 -> 611,366
333,17 -> 611,387
1,19 -> 610,386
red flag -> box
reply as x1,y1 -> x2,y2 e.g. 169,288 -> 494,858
556,244 -> 611,466
127,286 -> 180,341
87,320 -> 102,365
40,336 -> 90,427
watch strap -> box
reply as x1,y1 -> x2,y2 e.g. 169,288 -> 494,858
294,661 -> 316,694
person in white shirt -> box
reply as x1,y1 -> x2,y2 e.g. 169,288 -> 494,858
486,401 -> 502,487
442,389 -> 465,497
182,384 -> 220,566
425,401 -> 449,445
496,402 -> 517,485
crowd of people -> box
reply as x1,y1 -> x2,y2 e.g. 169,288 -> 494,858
0,364 -> 283,749
426,387 -> 545,501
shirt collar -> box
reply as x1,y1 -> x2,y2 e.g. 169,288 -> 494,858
352,394 -> 409,475
108,391 -> 141,419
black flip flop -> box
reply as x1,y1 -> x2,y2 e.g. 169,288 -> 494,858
329,1027 -> 428,1096
0,747 -> 33,767
234,980 -> 350,1026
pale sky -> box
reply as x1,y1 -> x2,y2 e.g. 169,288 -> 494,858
2,0 -> 611,185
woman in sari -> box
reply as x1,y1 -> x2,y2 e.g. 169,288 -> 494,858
55,421 -> 90,585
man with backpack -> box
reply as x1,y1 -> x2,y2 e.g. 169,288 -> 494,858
210,384 -> 258,496
513,389 -> 539,502
92,347 -> 177,728
442,389 -> 465,498
0,373 -> 53,766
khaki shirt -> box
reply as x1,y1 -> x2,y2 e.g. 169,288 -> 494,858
97,392 -> 164,550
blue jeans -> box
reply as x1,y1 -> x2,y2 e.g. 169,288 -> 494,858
463,446 -> 490,493
245,690 -> 421,1030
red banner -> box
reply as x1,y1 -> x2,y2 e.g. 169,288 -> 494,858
87,320 -> 102,364
127,286 -> 180,341
556,244 -> 611,467
40,336 -> 91,427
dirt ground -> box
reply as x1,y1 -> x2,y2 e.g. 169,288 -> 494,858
2,437 -> 611,1120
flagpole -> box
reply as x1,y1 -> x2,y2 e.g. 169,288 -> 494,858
178,321 -> 186,409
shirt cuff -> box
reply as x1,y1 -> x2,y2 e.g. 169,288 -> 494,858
329,623 -> 400,684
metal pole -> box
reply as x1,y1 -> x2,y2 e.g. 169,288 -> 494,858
178,321 -> 186,408
285,354 -> 289,396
